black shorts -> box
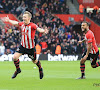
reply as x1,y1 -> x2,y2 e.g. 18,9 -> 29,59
82,50 -> 99,65
16,45 -> 36,61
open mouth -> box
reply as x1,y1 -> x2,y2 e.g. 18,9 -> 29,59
81,28 -> 84,31
23,20 -> 27,24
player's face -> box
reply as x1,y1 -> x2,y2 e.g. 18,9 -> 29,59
81,23 -> 88,33
23,14 -> 30,24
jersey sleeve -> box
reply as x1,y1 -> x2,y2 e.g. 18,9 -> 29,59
32,23 -> 38,30
18,22 -> 23,26
86,33 -> 93,43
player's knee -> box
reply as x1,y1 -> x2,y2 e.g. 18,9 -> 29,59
80,58 -> 86,64
32,60 -> 36,63
32,59 -> 38,64
13,56 -> 18,61
80,60 -> 85,64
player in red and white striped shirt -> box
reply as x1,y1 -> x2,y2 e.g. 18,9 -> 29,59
19,22 -> 38,49
3,11 -> 48,79
77,21 -> 100,79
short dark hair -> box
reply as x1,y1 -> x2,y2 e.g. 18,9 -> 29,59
82,21 -> 89,26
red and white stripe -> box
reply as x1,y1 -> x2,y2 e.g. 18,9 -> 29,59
21,25 -> 35,49
85,30 -> 98,54
90,47 -> 96,54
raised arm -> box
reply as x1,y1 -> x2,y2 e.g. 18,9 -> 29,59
2,16 -> 19,26
36,27 -> 48,34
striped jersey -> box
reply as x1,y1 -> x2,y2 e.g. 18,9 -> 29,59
85,30 -> 98,54
18,22 -> 38,49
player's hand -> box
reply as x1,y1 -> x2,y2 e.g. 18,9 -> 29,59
78,41 -> 82,44
2,15 -> 10,22
44,28 -> 48,34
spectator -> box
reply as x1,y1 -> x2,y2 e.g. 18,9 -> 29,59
55,44 -> 61,54
10,45 -> 15,54
36,43 -> 41,54
51,44 -> 56,54
0,43 -> 5,55
40,40 -> 48,54
79,4 -> 84,14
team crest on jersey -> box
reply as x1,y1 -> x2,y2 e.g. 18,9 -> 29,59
22,32 -> 28,35
22,26 -> 31,35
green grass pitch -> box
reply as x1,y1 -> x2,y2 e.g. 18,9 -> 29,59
0,60 -> 100,90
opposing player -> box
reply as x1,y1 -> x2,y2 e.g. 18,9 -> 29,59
77,21 -> 100,79
3,11 -> 48,79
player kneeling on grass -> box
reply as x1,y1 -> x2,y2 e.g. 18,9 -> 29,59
2,11 -> 48,79
77,21 -> 99,79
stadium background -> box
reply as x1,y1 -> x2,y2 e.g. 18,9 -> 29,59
0,0 -> 100,58
0,0 -> 100,90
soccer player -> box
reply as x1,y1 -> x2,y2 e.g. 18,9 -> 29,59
77,21 -> 99,79
3,11 -> 48,79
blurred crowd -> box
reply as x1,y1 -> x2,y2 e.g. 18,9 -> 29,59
86,6 -> 100,25
0,0 -> 69,15
0,0 -> 86,55
0,24 -> 21,55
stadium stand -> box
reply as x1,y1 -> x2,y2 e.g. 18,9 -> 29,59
2,0 -> 100,55
78,0 -> 100,25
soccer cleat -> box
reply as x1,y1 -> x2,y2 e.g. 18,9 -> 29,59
12,68 -> 21,79
76,76 -> 86,79
39,68 -> 44,79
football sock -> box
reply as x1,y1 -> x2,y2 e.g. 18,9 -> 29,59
95,61 -> 100,67
14,59 -> 20,70
80,63 -> 85,77
36,61 -> 42,69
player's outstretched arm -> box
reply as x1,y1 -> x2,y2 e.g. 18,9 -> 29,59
2,16 -> 19,26
36,27 -> 48,34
